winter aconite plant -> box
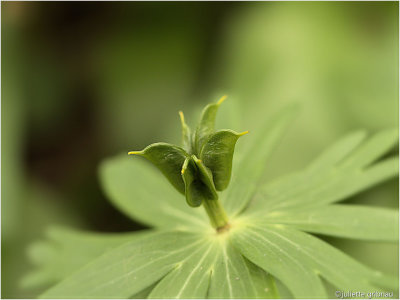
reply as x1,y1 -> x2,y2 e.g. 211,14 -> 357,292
24,97 -> 399,299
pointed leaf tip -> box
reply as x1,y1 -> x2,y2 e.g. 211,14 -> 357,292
217,95 -> 228,105
128,151 -> 142,155
178,111 -> 185,123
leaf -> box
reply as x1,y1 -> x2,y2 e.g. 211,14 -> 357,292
244,258 -> 280,299
340,128 -> 399,169
200,130 -> 247,191
221,105 -> 299,217
100,155 -> 208,229
22,227 -> 152,289
247,130 -> 399,213
235,104 -> 300,185
233,221 -> 395,298
251,224 -> 392,292
261,204 -> 399,241
148,235 -> 279,299
282,157 -> 396,211
131,283 -> 157,299
231,223 -> 327,299
207,239 -> 272,299
193,95 -> 226,154
129,142 -> 188,194
306,131 -> 367,172
148,240 -> 217,299
39,231 -> 205,299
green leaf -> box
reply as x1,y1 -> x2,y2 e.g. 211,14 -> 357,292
129,142 -> 188,194
221,105 -> 299,217
247,130 -> 399,213
39,231 -> 205,299
148,236 -> 279,299
100,155 -> 208,229
194,95 -> 226,154
148,240 -> 217,299
207,239 -> 271,299
340,128 -> 399,169
248,224 -> 392,292
275,157 -> 397,212
231,223 -> 327,298
22,227 -> 152,289
235,104 -> 300,185
200,130 -> 247,191
244,257 -> 280,299
131,283 -> 157,299
233,221 -> 395,298
261,204 -> 399,241
306,131 -> 367,172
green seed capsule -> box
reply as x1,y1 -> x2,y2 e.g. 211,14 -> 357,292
200,130 -> 248,191
128,96 -> 248,208
193,95 -> 226,154
179,111 -> 192,153
128,143 -> 187,194
181,156 -> 217,207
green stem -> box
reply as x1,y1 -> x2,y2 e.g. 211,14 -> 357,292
202,199 -> 229,230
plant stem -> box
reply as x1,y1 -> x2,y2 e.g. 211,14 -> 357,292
202,199 -> 229,231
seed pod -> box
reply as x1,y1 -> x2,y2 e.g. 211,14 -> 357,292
193,95 -> 226,154
129,143 -> 187,194
181,156 -> 218,207
128,95 -> 248,208
200,130 -> 248,191
191,155 -> 217,197
179,111 -> 192,153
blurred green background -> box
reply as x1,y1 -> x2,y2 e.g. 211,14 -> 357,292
2,2 -> 398,298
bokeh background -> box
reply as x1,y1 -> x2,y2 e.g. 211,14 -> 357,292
2,2 -> 399,298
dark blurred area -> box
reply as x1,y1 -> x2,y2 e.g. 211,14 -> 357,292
2,2 -> 398,298
4,2 -> 238,233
